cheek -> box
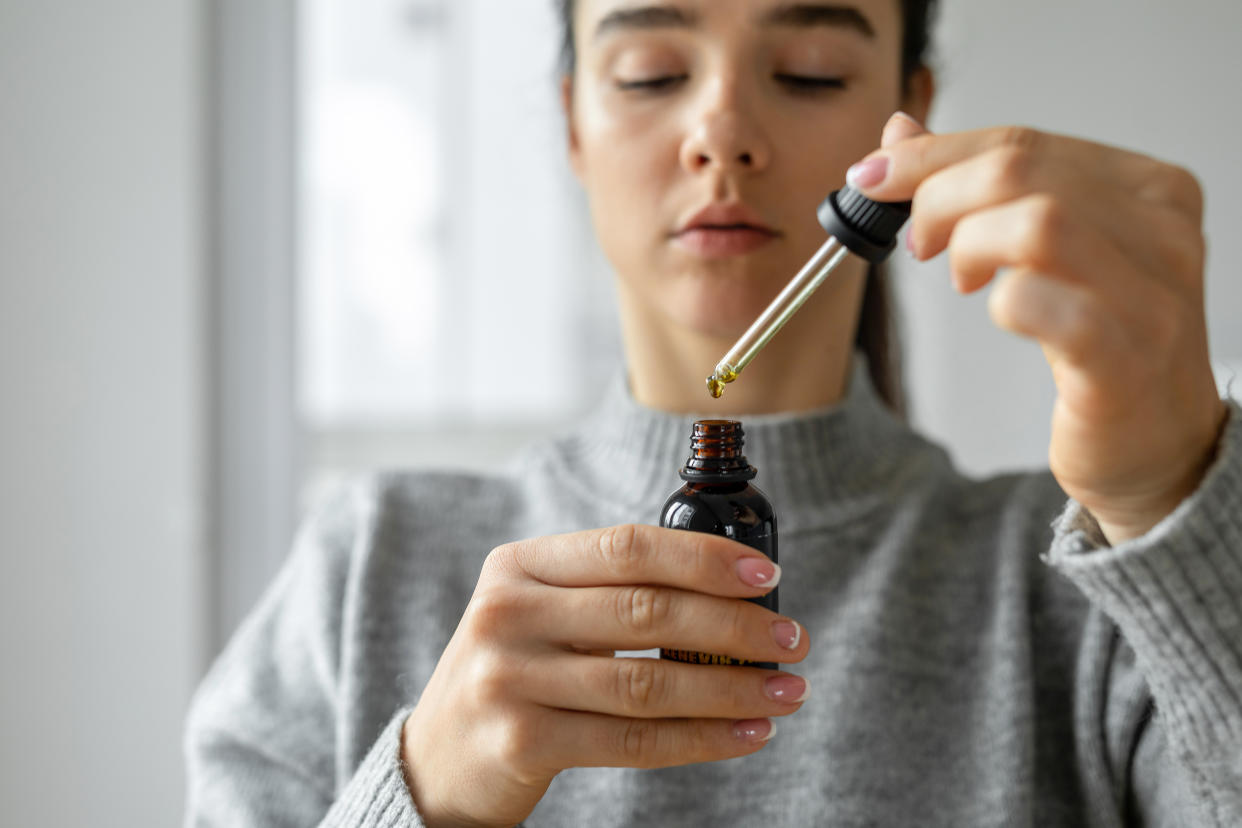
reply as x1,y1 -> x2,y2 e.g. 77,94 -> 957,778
581,99 -> 676,191
577,101 -> 680,255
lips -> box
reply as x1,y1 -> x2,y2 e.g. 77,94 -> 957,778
673,202 -> 780,258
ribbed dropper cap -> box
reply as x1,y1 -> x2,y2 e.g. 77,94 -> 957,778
816,185 -> 911,263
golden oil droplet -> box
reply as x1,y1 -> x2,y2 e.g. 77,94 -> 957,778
705,366 -> 738,399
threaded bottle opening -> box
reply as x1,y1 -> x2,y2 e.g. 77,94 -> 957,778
691,419 -> 744,458
681,420 -> 756,482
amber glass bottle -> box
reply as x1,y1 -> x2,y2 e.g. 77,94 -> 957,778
659,420 -> 778,670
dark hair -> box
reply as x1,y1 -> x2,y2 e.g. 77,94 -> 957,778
556,1 -> 939,415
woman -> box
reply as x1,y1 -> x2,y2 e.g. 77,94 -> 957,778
186,1 -> 1241,825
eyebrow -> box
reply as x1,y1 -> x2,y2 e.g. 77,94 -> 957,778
593,6 -> 698,40
593,4 -> 875,41
759,4 -> 876,38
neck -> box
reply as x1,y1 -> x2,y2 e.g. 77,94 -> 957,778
618,265 -> 868,415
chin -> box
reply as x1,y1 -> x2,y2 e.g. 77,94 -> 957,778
658,273 -> 782,341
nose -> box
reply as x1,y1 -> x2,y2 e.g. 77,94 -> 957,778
679,79 -> 771,175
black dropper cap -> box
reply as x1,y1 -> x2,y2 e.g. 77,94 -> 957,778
816,185 -> 911,263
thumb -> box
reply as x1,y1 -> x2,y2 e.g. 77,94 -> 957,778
881,111 -> 929,148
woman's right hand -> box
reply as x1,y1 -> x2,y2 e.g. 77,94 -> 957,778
399,524 -> 809,828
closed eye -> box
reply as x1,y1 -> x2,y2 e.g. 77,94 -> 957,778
775,74 -> 846,91
615,75 -> 689,92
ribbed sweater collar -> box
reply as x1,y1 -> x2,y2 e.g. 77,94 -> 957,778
560,355 -> 950,533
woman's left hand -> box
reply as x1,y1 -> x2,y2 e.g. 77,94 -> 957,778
848,112 -> 1227,543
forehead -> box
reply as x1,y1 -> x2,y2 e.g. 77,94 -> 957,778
575,0 -> 899,42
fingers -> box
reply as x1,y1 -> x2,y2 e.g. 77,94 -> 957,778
849,124 -> 1063,200
532,710 -> 776,772
944,194 -> 1130,294
987,267 -> 1185,408
463,575 -> 806,662
987,269 -> 1126,373
488,523 -> 779,599
529,654 -> 808,720
906,145 -> 1080,260
948,197 -> 1168,367
902,147 -> 1203,292
536,584 -> 807,662
850,114 -> 1203,224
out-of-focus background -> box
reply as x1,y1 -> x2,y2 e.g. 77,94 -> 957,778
1,0 -> 1239,823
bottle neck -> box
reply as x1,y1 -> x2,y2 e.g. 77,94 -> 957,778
679,420 -> 757,483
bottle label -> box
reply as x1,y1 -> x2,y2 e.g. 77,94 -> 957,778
659,648 -> 776,670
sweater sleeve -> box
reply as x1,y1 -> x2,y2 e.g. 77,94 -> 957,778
183,481 -> 427,827
1045,400 -> 1242,826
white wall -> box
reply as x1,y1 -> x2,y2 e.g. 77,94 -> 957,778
899,0 -> 1242,475
0,1 -> 206,825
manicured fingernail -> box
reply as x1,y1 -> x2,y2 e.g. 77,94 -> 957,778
905,230 -> 918,259
733,718 -> 775,742
764,675 -> 810,703
882,111 -> 927,148
771,620 -> 801,650
846,155 -> 889,189
891,110 -> 923,128
736,558 -> 781,588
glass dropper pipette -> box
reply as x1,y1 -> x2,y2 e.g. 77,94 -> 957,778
706,185 -> 913,398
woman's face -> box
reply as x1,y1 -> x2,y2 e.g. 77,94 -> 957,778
565,0 -> 920,340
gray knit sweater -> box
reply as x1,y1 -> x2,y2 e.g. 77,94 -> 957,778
185,366 -> 1242,827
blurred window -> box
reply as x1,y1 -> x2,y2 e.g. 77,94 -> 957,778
298,0 -> 618,480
